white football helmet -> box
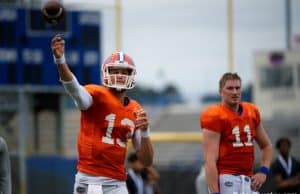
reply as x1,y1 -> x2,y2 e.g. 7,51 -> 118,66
101,51 -> 136,90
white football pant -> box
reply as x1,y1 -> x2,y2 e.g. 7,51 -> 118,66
73,171 -> 128,194
219,174 -> 258,194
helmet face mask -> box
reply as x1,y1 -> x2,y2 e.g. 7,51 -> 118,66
101,52 -> 136,90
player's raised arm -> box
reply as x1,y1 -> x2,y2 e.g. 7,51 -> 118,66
51,34 -> 92,110
51,34 -> 73,81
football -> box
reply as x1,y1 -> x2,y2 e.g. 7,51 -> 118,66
41,0 -> 65,25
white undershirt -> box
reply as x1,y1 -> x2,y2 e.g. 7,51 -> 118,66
61,75 -> 92,110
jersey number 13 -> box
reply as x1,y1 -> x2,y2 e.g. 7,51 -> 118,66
101,113 -> 135,148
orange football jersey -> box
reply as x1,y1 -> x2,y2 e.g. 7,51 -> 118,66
200,102 -> 261,176
76,85 -> 142,180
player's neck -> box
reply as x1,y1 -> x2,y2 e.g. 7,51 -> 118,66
223,103 -> 240,113
109,88 -> 127,104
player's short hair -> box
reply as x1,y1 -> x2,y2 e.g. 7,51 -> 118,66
275,137 -> 291,150
219,72 -> 242,89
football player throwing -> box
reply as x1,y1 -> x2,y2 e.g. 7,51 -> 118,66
51,34 -> 154,194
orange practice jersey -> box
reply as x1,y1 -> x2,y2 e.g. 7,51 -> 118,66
200,102 -> 261,176
77,85 -> 142,180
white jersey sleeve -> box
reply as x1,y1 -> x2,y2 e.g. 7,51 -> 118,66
61,75 -> 93,110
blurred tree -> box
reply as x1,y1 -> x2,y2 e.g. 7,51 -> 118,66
128,84 -> 183,105
162,84 -> 179,95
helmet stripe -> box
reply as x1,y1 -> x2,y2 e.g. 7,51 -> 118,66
118,52 -> 125,62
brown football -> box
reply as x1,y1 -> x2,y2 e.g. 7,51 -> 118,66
41,0 -> 65,25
